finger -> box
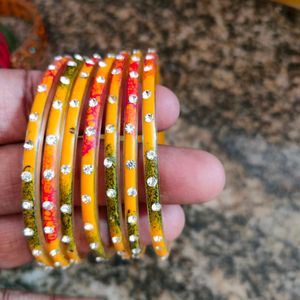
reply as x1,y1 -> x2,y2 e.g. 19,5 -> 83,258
0,69 -> 179,144
0,204 -> 184,268
0,143 -> 225,215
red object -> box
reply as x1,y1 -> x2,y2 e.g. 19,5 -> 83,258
0,32 -> 10,68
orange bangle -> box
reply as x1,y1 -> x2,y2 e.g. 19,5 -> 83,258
21,56 -> 68,267
81,55 -> 115,261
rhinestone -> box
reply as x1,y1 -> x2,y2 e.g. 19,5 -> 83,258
108,95 -> 117,104
43,169 -> 55,180
46,135 -> 57,145
107,53 -> 115,58
148,48 -> 156,53
106,189 -> 116,198
116,54 -> 124,60
117,251 -> 125,256
37,84 -> 47,93
145,54 -> 155,60
153,235 -> 163,242
132,248 -> 141,255
54,262 -> 61,268
89,98 -> 98,107
84,223 -> 94,231
144,65 -> 153,72
23,227 -> 34,236
104,157 -> 114,168
60,204 -> 71,214
32,249 -> 42,257
21,171 -> 32,182
125,123 -> 135,134
131,55 -> 140,62
52,100 -> 62,110
61,165 -> 71,174
129,71 -> 139,78
151,203 -> 161,211
89,242 -> 98,250
74,54 -> 83,61
96,76 -> 105,83
29,112 -> 39,121
23,140 -> 33,150
69,99 -> 79,108
155,246 -> 163,251
112,236 -> 121,244
49,249 -> 59,256
42,201 -> 53,210
48,64 -> 56,70
127,215 -> 137,224
147,176 -> 158,187
127,187 -> 137,197
54,55 -> 63,61
129,235 -> 138,242
93,53 -> 101,59
128,94 -> 138,104
105,124 -> 115,133
81,194 -> 91,204
111,68 -> 121,75
85,126 -> 96,136
95,256 -> 104,262
44,226 -> 54,234
67,60 -> 77,67
142,90 -> 152,99
60,76 -> 70,85
83,164 -> 94,174
146,150 -> 157,160
98,61 -> 107,68
85,58 -> 95,65
22,201 -> 33,210
126,160 -> 136,169
80,71 -> 89,78
145,113 -> 154,122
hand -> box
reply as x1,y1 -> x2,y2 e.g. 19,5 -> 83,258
0,69 -> 225,298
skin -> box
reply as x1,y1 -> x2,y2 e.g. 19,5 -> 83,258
0,69 -> 225,299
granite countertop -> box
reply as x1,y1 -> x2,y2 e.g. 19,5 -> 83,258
1,0 -> 300,299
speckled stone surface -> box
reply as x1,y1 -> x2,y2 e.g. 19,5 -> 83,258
1,0 -> 300,299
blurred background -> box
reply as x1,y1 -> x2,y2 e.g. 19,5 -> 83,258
1,0 -> 300,299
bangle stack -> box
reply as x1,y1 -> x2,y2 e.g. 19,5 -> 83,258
21,49 -> 169,268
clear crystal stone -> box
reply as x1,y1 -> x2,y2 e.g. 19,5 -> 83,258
85,58 -> 95,65
54,262 -> 61,268
23,140 -> 33,150
84,223 -> 94,231
111,68 -> 121,75
61,165 -> 71,174
142,90 -> 152,99
117,251 -> 124,256
145,113 -> 154,122
127,215 -> 137,224
32,249 -> 42,256
95,256 -> 104,262
42,201 -> 53,210
54,55 -> 63,61
52,100 -> 62,110
146,150 -> 157,160
60,76 -> 70,85
144,65 -> 153,72
126,160 -> 136,169
125,123 -> 135,134
145,54 -> 155,60
128,94 -> 138,104
21,171 -> 32,182
89,242 -> 98,250
74,54 -> 83,61
37,84 -> 47,93
69,99 -> 79,107
46,135 -> 57,145
80,71 -> 89,78
104,157 -> 114,168
148,48 -> 156,53
132,248 -> 141,255
67,60 -> 77,67
98,61 -> 107,68
105,124 -> 115,133
106,189 -> 116,198
48,64 -> 56,70
43,169 -> 54,180
129,235 -> 138,242
83,164 -> 94,174
96,76 -> 105,83
153,235 -> 163,242
23,227 -> 34,236
151,203 -> 161,211
108,95 -> 117,104
127,187 -> 137,197
129,71 -> 139,78
49,249 -> 59,256
131,55 -> 140,62
147,176 -> 158,187
155,246 -> 162,251
85,126 -> 96,136
107,53 -> 115,58
22,200 -> 33,210
29,112 -> 39,121
116,54 -> 124,60
61,235 -> 71,243
81,194 -> 91,204
44,226 -> 54,234
93,53 -> 101,59
112,236 -> 121,244
89,98 -> 98,107
60,204 -> 71,214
